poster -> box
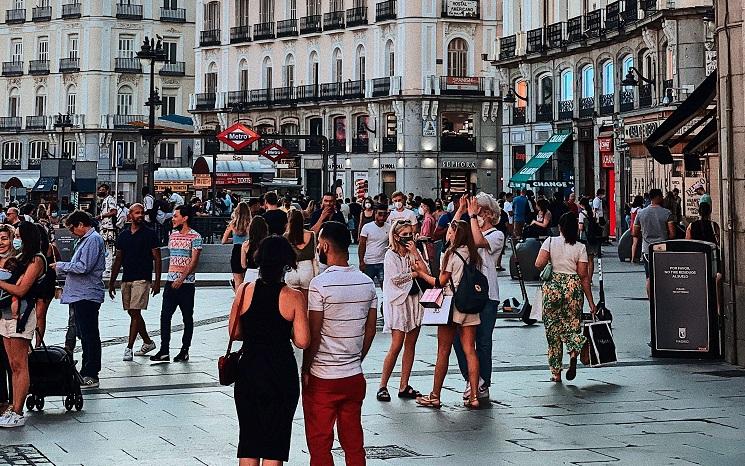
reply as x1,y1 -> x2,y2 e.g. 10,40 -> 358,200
684,176 -> 706,218
422,120 -> 437,137
353,172 -> 369,200
333,172 -> 345,200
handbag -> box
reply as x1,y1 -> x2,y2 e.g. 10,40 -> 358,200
581,317 -> 618,367
422,295 -> 453,325
540,238 -> 553,281
420,288 -> 444,308
530,286 -> 543,321
218,284 -> 249,386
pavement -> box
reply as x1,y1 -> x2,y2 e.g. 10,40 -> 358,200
2,245 -> 745,465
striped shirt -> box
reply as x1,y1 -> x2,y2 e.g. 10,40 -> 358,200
166,228 -> 203,284
307,265 -> 377,379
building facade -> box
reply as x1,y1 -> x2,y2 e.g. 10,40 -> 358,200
190,0 -> 501,201
0,0 -> 195,206
493,0 -> 715,235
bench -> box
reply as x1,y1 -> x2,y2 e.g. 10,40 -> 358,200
159,243 -> 234,273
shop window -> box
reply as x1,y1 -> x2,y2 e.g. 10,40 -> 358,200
441,112 -> 475,152
383,114 -> 397,152
353,115 -> 369,153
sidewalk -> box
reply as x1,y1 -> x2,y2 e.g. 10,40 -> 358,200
2,246 -> 745,465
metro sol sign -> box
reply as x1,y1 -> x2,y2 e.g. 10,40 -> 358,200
217,123 -> 260,151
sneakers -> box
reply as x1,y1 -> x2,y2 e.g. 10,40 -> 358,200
150,350 -> 170,362
173,348 -> 189,362
135,342 -> 157,357
80,377 -> 99,389
123,348 -> 133,361
0,410 -> 26,428
463,379 -> 490,401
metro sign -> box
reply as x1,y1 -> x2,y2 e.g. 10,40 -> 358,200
259,143 -> 290,162
217,123 -> 260,151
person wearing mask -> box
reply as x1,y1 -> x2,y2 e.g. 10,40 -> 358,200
302,222 -> 378,466
412,220 -> 482,409
525,199 -> 552,238
149,206 -> 203,363
261,192 -> 288,236
418,198 -> 437,265
229,236 -> 310,465
387,191 -> 418,226
0,223 -> 45,427
284,210 -> 318,301
222,201 -> 252,291
108,204 -> 161,361
535,213 -> 596,383
97,184 -> 118,277
241,216 -> 269,285
52,211 -> 106,389
4,208 -> 20,228
357,197 -> 375,238
309,193 -> 346,234
452,194 -> 505,402
511,189 -> 530,239
433,199 -> 446,223
359,204 -> 389,288
629,195 -> 645,263
377,219 -> 425,403
633,189 -> 676,299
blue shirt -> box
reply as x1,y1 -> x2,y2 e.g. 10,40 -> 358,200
57,228 -> 106,304
512,195 -> 529,223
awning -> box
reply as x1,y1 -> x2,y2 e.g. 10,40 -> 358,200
32,177 -> 57,192
644,71 -> 717,164
4,177 -> 36,189
192,156 -> 276,176
155,167 -> 194,182
508,133 -> 571,187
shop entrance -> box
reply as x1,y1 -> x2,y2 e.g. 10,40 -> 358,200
306,169 -> 321,201
382,171 -> 396,198
441,170 -> 473,198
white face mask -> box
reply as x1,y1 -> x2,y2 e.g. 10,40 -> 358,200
364,203 -> 372,209
477,216 -> 486,228
418,206 -> 425,216
447,202 -> 454,212
394,201 -> 403,210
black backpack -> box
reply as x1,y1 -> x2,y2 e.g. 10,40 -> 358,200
451,251 -> 489,314
585,213 -> 603,244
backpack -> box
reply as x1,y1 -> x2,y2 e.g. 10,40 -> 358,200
585,212 -> 603,244
451,251 -> 489,314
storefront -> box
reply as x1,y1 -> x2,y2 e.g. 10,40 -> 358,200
3,177 -> 35,204
155,168 -> 194,198
192,156 -> 276,200
598,136 -> 617,236
441,160 -> 477,198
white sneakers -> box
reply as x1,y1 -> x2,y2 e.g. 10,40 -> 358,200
81,377 -> 99,389
134,342 -> 157,357
0,409 -> 26,428
463,379 -> 490,401
123,348 -> 134,361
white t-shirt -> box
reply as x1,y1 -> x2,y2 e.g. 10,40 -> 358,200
592,196 -> 604,219
360,221 -> 390,264
307,266 -> 378,379
143,194 -> 155,222
541,236 -> 588,275
503,201 -> 514,224
340,203 -> 350,222
100,195 -> 117,230
387,208 -> 418,225
170,192 -> 185,207
479,228 -> 505,301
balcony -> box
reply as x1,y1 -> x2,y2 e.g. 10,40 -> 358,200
352,138 -> 369,153
200,29 -> 221,47
600,93 -> 614,115
109,114 -> 143,129
343,80 -> 365,98
273,86 -> 295,105
499,35 -> 516,60
227,90 -> 249,107
620,89 -> 634,112
32,6 -> 52,22
296,84 -> 319,102
526,28 -> 544,54
116,3 -> 143,20
440,76 -> 485,96
29,60 -> 50,75
160,61 -> 185,76
230,25 -> 251,43
160,7 -> 186,22
254,22 -> 275,40
606,1 -> 621,31
323,11 -> 345,31
346,7 -> 367,27
624,0 -> 639,21
441,0 -> 479,19
585,10 -> 602,38
6,8 -> 25,24
512,107 -> 526,125
26,116 -> 48,130
536,103 -> 553,123
277,19 -> 298,38
579,97 -> 595,118
639,83 -> 653,108
115,57 -> 142,73
376,0 -> 396,21
567,16 -> 583,43
61,3 -> 81,18
300,15 -> 322,34
2,62 -> 24,77
382,136 -> 397,152
372,77 -> 391,97
320,82 -> 342,99
441,135 -> 476,152
249,89 -> 271,106
0,117 -> 22,132
546,22 -> 564,48
195,93 -> 217,110
59,57 -> 80,73
558,100 -> 574,120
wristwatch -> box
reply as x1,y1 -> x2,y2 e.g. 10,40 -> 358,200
470,214 -> 478,219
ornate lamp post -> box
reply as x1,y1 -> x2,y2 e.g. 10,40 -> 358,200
54,113 -> 73,158
137,36 -> 167,196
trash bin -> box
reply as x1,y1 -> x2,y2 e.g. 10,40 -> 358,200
649,239 -> 720,358
616,229 -> 641,262
509,238 -> 542,281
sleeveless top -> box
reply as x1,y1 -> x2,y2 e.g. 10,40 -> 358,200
240,281 -> 293,353
233,232 -> 247,245
290,233 -> 316,262
359,211 -> 375,230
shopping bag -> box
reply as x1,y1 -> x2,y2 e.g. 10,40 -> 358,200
585,320 -> 617,367
530,287 -> 543,321
422,296 -> 453,326
420,288 -> 444,308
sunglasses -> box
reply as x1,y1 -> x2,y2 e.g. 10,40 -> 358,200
394,219 -> 412,225
449,220 -> 465,229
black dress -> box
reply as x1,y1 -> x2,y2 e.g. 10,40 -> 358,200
234,280 -> 299,461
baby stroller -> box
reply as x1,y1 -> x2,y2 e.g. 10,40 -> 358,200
26,333 -> 83,412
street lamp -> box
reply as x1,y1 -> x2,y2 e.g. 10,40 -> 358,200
501,86 -> 528,108
621,67 -> 655,87
54,113 -> 73,158
137,36 -> 167,196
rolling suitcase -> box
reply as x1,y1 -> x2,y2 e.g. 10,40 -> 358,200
26,337 -> 84,413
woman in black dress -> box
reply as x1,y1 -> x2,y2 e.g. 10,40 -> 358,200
228,235 -> 310,465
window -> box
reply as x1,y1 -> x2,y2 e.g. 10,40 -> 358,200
29,141 -> 48,163
8,88 -> 20,118
333,116 -> 346,145
68,34 -> 79,59
329,0 -> 343,11
67,86 -> 77,114
118,35 -> 135,58
355,45 -> 365,81
262,57 -> 273,88
539,75 -> 552,104
205,65 -> 218,93
159,142 -> 177,160
64,140 -> 78,159
164,0 -> 178,8
447,38 -> 468,77
332,48 -> 342,83
11,40 -> 22,63
307,0 -> 321,16
259,0 -> 274,23
602,61 -> 614,95
560,69 -> 573,100
309,51 -> 319,85
163,41 -> 178,63
239,61 -> 249,91
15,0 -> 25,9
289,0 -> 297,19
2,142 -> 22,166
236,0 -> 249,26
34,87 -> 46,116
515,79 -> 527,108
114,141 -> 136,164
37,37 -> 48,61
581,65 -> 594,97
117,86 -> 134,115
161,93 -> 177,116
621,55 -> 633,80
385,40 -> 395,77
204,1 -> 220,29
283,54 -> 295,87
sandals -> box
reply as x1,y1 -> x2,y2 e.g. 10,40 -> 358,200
397,385 -> 421,399
464,396 -> 480,409
376,387 -> 391,402
550,373 -> 562,383
566,356 -> 578,381
416,393 -> 442,409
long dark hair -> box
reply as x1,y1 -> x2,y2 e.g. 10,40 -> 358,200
444,220 -> 481,270
285,209 -> 305,246
18,221 -> 42,265
559,212 -> 579,245
255,236 -> 298,283
247,216 -> 268,265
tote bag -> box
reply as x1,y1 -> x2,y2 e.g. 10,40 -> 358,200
583,319 -> 617,367
422,296 -> 453,326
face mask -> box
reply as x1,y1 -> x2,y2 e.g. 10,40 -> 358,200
477,216 -> 486,228
447,202 -> 454,213
317,247 -> 328,265
394,201 -> 403,210
417,207 -> 425,216
398,235 -> 413,245
364,203 -> 372,209
12,239 -> 22,250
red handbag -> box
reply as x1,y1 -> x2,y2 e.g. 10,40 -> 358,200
218,284 -> 249,386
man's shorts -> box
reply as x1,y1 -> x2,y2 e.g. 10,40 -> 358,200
642,254 -> 650,278
121,280 -> 151,310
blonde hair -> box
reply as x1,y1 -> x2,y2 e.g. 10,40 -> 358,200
388,219 -> 413,253
231,201 -> 251,235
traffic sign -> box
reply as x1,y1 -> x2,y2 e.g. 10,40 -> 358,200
259,143 -> 290,162
217,123 -> 260,151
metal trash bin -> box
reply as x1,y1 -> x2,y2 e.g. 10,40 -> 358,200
509,238 -> 542,281
649,239 -> 720,358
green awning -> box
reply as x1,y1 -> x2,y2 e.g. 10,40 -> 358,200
509,132 -> 571,187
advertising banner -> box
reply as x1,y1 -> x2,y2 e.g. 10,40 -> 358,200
445,76 -> 480,90
353,172 -> 369,200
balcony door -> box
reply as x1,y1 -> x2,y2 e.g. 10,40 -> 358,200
259,0 -> 274,23
204,1 -> 220,30
447,38 -> 468,77
11,41 -> 22,63
118,35 -> 135,58
117,87 -> 134,115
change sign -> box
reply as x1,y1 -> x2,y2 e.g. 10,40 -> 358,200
217,123 -> 260,151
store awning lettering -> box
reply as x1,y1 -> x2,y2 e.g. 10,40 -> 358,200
509,132 -> 571,187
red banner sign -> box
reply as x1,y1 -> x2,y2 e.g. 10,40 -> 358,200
601,153 -> 615,168
598,137 -> 613,153
217,123 -> 260,151
446,76 -> 480,91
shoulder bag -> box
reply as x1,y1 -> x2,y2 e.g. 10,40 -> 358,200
540,238 -> 553,281
218,283 -> 250,386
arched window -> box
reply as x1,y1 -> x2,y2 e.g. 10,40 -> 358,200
538,74 -> 553,104
621,55 -> 633,81
560,69 -> 573,101
332,48 -> 343,83
447,38 -> 468,77
29,140 -> 48,165
239,60 -> 249,91
601,61 -> 614,95
283,54 -> 295,87
639,49 -> 655,82
262,56 -> 273,89
581,65 -> 594,98
8,87 -> 20,118
205,62 -> 218,93
1,142 -> 22,167
66,85 -> 77,115
117,86 -> 133,115
385,40 -> 395,77
35,86 -> 47,116
355,45 -> 366,81
514,79 -> 528,108
309,51 -> 319,85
